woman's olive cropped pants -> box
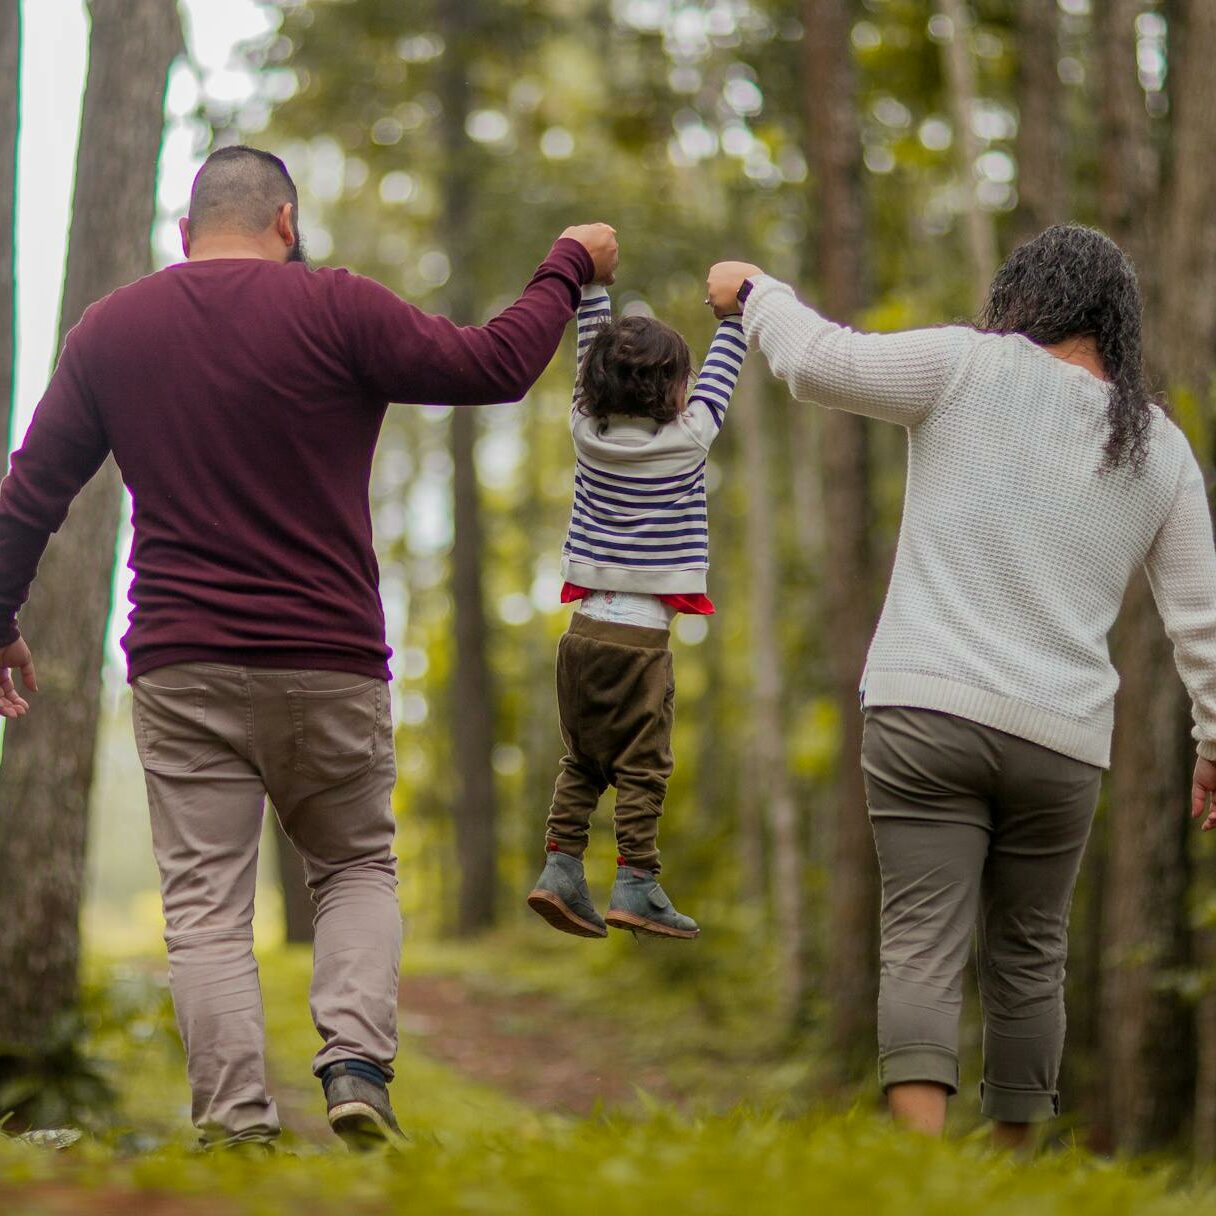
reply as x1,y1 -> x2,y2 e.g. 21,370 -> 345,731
862,706 -> 1101,1123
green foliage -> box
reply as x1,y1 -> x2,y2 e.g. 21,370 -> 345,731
0,1015 -> 114,1136
4,945 -> 1215,1213
6,1098 -> 1216,1215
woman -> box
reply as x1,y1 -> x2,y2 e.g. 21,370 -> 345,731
706,226 -> 1216,1148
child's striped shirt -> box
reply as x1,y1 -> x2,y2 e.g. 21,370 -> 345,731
560,287 -> 745,596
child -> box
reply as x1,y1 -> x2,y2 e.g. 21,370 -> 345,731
526,283 -> 746,938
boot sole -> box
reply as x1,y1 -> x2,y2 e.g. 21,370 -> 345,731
526,889 -> 608,938
328,1100 -> 406,1153
605,910 -> 699,939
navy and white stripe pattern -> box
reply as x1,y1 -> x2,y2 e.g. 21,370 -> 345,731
567,456 -> 712,569
563,289 -> 745,580
685,317 -> 747,430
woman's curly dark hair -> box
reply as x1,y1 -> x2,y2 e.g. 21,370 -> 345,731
977,223 -> 1157,473
576,315 -> 692,425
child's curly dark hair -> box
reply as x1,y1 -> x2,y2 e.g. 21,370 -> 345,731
576,316 -> 692,425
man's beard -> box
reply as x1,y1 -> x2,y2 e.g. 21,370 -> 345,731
287,218 -> 309,266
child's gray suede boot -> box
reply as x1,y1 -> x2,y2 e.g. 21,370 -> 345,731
605,866 -> 699,939
527,850 -> 608,938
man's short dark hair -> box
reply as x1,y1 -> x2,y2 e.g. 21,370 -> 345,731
187,145 -> 299,239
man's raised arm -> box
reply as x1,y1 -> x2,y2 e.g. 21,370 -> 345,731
343,225 -> 618,407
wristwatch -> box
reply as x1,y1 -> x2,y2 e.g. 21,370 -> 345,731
737,277 -> 755,308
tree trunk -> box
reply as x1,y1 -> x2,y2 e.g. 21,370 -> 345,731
273,814 -> 315,944
1157,3 -> 1216,383
1099,0 -> 1216,1154
1156,0 -> 1216,1158
0,0 -> 180,1070
438,0 -> 498,935
0,0 -> 17,457
937,0 -> 999,307
803,0 -> 880,1077
1013,0 -> 1065,241
736,362 -> 805,1022
1097,0 -> 1157,267
1101,583 -> 1193,1152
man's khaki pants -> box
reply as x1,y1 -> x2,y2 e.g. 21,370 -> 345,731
133,663 -> 401,1146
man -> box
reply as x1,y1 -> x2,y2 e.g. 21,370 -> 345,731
0,145 -> 617,1149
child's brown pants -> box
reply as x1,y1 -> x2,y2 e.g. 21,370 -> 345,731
545,613 -> 674,872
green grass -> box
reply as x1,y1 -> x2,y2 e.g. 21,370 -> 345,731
3,943 -> 1216,1215
4,1103 -> 1216,1216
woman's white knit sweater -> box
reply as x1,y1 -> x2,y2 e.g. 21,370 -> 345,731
744,274 -> 1216,768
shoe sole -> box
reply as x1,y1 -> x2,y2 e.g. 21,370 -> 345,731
605,910 -> 699,939
328,1100 -> 406,1153
526,889 -> 608,938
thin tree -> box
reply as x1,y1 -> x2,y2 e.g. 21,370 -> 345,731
1152,0 -> 1216,1157
736,362 -> 805,1021
1099,0 -> 1216,1154
1013,0 -> 1066,240
273,816 -> 315,944
803,0 -> 881,1076
0,0 -> 181,1082
0,0 -> 17,458
437,0 -> 499,934
1097,0 -> 1157,263
937,0 -> 998,306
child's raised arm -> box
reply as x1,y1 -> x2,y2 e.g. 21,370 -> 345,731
572,285 -> 612,412
682,316 -> 747,446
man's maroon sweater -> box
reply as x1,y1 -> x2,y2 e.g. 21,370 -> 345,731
0,238 -> 593,680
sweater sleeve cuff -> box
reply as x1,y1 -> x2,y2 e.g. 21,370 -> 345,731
1199,740 -> 1216,763
549,237 -> 595,287
0,617 -> 18,647
741,273 -> 795,351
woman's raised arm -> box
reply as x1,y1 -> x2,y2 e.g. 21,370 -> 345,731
707,264 -> 977,427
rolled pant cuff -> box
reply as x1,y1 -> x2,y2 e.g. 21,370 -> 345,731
878,1046 -> 959,1095
980,1081 -> 1059,1123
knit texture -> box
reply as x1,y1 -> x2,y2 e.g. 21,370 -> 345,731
560,287 -> 745,594
745,274 -> 1216,767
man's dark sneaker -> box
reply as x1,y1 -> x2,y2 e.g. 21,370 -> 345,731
605,866 -> 699,939
526,850 -> 608,938
322,1061 -> 406,1152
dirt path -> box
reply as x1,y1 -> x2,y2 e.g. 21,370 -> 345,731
398,974 -> 678,1116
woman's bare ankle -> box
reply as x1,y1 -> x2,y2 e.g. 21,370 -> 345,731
887,1081 -> 949,1136
992,1120 -> 1035,1154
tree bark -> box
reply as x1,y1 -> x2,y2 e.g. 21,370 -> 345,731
1099,0 -> 1216,1154
736,362 -> 805,1022
1101,592 -> 1193,1152
438,0 -> 498,935
0,0 -> 180,1064
1155,0 -> 1216,1158
1013,0 -> 1065,241
1096,0 -> 1157,267
803,0 -> 880,1076
0,0 -> 17,458
273,814 -> 315,944
937,0 -> 999,307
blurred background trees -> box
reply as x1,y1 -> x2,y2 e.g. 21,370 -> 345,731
0,0 -> 16,458
0,0 -> 181,1119
1,0 -> 1214,1156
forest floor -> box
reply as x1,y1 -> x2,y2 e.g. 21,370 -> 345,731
3,931 -> 1216,1214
